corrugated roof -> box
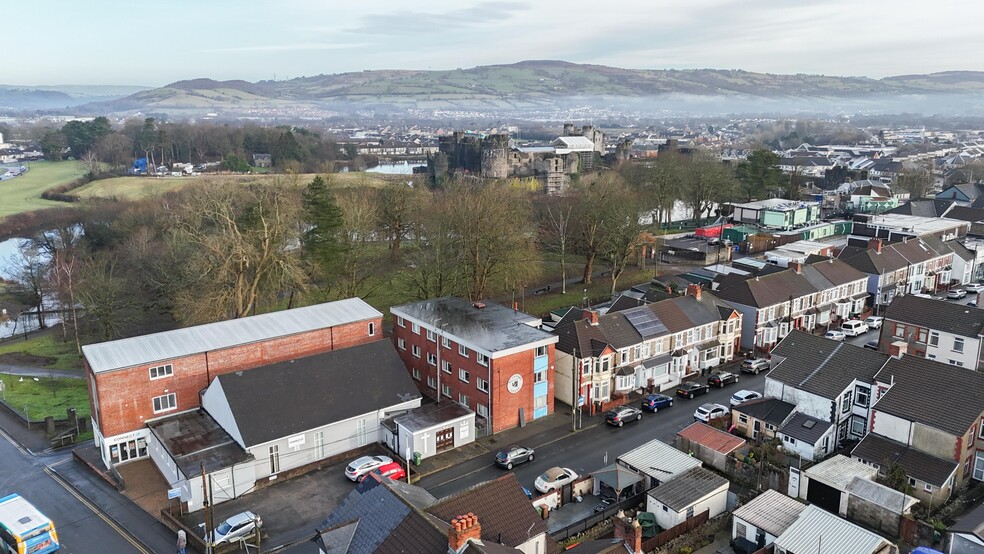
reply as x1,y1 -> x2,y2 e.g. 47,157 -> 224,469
846,477 -> 918,514
732,489 -> 806,538
617,439 -> 702,481
773,504 -> 892,554
677,422 -> 746,454
83,298 -> 381,373
554,136 -> 595,150
803,455 -> 876,490
647,467 -> 728,512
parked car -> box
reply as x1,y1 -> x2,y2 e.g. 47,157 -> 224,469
863,316 -> 884,329
606,406 -> 643,427
534,467 -> 578,493
677,381 -> 710,399
521,486 -> 533,499
840,320 -> 869,336
495,445 -> 535,470
948,289 -> 968,300
824,330 -> 846,341
730,389 -> 762,406
740,358 -> 770,374
965,283 -> 984,294
707,371 -> 739,388
345,455 -> 393,481
694,403 -> 730,423
360,461 -> 407,483
971,301 -> 979,308
641,393 -> 674,412
863,339 -> 879,350
204,511 -> 261,546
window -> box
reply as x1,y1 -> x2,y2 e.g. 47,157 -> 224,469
908,477 -> 917,487
412,345 -> 421,358
925,483 -> 933,492
476,404 -> 489,418
412,368 -> 421,380
314,431 -> 326,459
442,336 -> 450,349
686,506 -> 694,519
477,378 -> 489,393
442,360 -> 452,374
739,414 -> 748,424
954,338 -> 965,353
397,316 -> 405,328
458,394 -> 470,408
893,323 -> 905,339
929,331 -> 939,346
855,385 -> 870,408
152,393 -> 176,413
534,395 -> 547,410
841,390 -> 851,413
477,353 -> 489,366
459,368 -> 470,383
916,329 -> 928,344
427,376 -> 437,389
535,369 -> 546,383
269,445 -> 280,473
427,329 -> 436,342
979,419 -> 984,440
427,352 -> 438,365
459,344 -> 469,357
974,452 -> 984,481
535,345 -> 547,357
412,323 -> 420,334
397,338 -> 406,350
357,418 -> 368,446
951,360 -> 965,367
149,364 -> 173,380
442,384 -> 451,398
368,322 -> 375,336
851,416 -> 866,436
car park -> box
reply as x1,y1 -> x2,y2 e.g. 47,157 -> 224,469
605,406 -> 643,427
534,467 -> 578,493
345,455 -> 393,481
965,283 -> 984,294
677,381 -> 710,399
494,445 -> 535,470
360,461 -> 407,483
740,358 -> 770,374
641,393 -> 674,412
204,511 -> 261,546
948,289 -> 968,300
863,339 -> 879,350
840,320 -> 869,336
863,316 -> 884,329
730,390 -> 762,406
707,371 -> 739,388
824,330 -> 846,341
693,403 -> 730,423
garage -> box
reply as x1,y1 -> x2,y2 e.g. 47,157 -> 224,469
798,455 -> 877,517
806,478 -> 840,513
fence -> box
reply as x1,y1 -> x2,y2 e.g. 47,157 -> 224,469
549,493 -> 644,543
640,509 -> 710,551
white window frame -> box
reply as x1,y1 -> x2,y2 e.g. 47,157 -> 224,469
459,344 -> 468,357
427,352 -> 438,366
442,336 -> 451,349
412,345 -> 421,358
427,375 -> 437,389
954,337 -> 965,353
477,378 -> 489,393
477,353 -> 489,367
149,364 -> 173,380
368,322 -> 376,336
535,345 -> 547,357
476,403 -> 489,418
442,384 -> 451,398
152,393 -> 177,413
427,329 -> 437,342
442,360 -> 452,374
397,338 -> 406,350
269,445 -> 280,474
459,368 -> 470,383
397,316 -> 405,328
412,322 -> 420,334
535,369 -> 547,383
411,368 -> 421,380
458,393 -> 470,408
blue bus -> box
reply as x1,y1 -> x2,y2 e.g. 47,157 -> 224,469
0,494 -> 59,554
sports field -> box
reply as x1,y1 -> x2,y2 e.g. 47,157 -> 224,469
0,161 -> 87,218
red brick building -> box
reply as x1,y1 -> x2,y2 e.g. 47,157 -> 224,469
389,297 -> 559,434
82,298 -> 382,469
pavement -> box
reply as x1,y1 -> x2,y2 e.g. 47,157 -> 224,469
0,362 -> 84,379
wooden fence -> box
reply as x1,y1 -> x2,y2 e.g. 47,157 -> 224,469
640,509 -> 710,551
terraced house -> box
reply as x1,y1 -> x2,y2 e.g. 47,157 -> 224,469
839,237 -> 960,308
713,257 -> 869,351
553,285 -> 741,412
880,295 -> 984,369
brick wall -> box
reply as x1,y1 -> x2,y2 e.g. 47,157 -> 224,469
90,317 -> 382,438
489,347 -> 554,434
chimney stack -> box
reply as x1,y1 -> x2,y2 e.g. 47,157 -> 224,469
686,283 -> 702,301
448,513 -> 482,553
869,238 -> 883,254
790,262 -> 802,274
888,340 -> 907,359
582,309 -> 599,325
613,514 -> 643,554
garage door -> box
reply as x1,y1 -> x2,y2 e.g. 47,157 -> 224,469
436,427 -> 454,452
806,479 -> 840,513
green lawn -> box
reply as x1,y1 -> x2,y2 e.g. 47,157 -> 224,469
0,334 -> 83,371
0,373 -> 89,421
0,161 -> 87,218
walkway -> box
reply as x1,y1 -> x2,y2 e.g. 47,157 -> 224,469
0,363 -> 84,379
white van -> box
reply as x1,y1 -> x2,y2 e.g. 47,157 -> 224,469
840,319 -> 869,337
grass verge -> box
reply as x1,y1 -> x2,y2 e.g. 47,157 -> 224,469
0,334 -> 83,371
0,373 -> 89,421
0,161 -> 87,219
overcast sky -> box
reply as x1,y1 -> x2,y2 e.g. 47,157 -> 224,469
7,0 -> 984,86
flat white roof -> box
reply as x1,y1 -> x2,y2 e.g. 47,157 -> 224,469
83,298 -> 382,373
774,504 -> 891,554
804,455 -> 877,491
732,489 -> 806,538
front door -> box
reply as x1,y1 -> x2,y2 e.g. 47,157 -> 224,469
752,420 -> 761,441
435,427 -> 455,452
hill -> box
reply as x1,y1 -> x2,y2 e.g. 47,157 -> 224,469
83,61 -> 984,115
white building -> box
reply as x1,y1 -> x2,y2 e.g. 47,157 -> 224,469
646,467 -> 728,529
731,489 -> 807,552
881,294 -> 984,370
773,504 -> 897,554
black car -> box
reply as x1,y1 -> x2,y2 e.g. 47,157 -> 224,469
605,406 -> 643,427
707,371 -> 739,388
676,381 -> 710,399
494,445 -> 535,470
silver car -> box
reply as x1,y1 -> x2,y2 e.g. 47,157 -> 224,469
495,445 -> 535,470
205,511 -> 261,546
345,455 -> 393,481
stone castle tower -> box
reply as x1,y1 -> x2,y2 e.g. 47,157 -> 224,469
480,134 -> 510,179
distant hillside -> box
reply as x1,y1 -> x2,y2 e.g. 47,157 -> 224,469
0,84 -> 151,110
83,61 -> 984,116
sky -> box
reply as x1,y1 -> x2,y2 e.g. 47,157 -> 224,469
7,0 -> 984,87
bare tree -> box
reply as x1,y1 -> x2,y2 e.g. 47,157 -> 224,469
76,256 -> 133,342
331,187 -> 383,298
8,242 -> 50,330
378,180 -> 425,260
896,165 -> 934,199
537,196 -> 575,294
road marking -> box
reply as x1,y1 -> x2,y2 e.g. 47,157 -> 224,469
0,425 -> 31,456
44,465 -> 152,554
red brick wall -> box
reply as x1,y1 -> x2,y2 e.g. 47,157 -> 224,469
489,348 -> 555,433
90,317 -> 382,438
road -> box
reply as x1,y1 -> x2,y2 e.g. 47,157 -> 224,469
417,369 -> 769,499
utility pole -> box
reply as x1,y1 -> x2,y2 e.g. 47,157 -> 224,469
201,463 -> 212,554
434,318 -> 443,403
572,347 -> 579,433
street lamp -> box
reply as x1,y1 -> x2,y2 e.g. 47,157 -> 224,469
434,318 -> 443,403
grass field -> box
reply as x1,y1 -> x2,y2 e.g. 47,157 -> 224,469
0,372 -> 89,421
0,334 -> 83,371
0,161 -> 87,218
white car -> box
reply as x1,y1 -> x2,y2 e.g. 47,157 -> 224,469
948,289 -> 968,300
964,283 -> 984,294
840,320 -> 869,337
345,455 -> 393,481
534,467 -> 578,494
863,316 -> 884,329
824,330 -> 846,341
730,390 -> 763,406
204,511 -> 261,546
694,403 -> 730,423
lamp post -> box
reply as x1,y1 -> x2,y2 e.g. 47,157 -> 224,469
434,318 -> 443,403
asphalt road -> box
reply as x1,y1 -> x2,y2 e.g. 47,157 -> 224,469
417,369 -> 769,499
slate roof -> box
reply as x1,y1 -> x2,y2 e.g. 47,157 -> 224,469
950,501 -> 984,540
779,412 -> 833,445
677,422 -> 746,454
607,294 -> 650,313
851,433 -> 958,488
732,489 -> 806,538
874,355 -> 984,436
647,467 -> 728,512
713,258 -> 865,309
886,199 -> 955,218
733,398 -> 796,427
212,340 -> 420,447
769,331 -> 889,399
883,295 -> 984,338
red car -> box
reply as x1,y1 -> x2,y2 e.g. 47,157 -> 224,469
359,461 -> 407,483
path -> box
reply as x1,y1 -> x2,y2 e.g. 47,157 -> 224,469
0,363 -> 84,379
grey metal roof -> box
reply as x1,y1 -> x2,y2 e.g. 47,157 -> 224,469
778,412 -> 833,445
83,298 -> 381,373
390,297 -> 556,355
647,467 -> 728,512
845,477 -> 918,514
592,464 -> 643,491
394,401 -> 472,433
773,504 -> 892,554
617,439 -> 702,481
732,489 -> 806,538
803,455 -> 876,491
